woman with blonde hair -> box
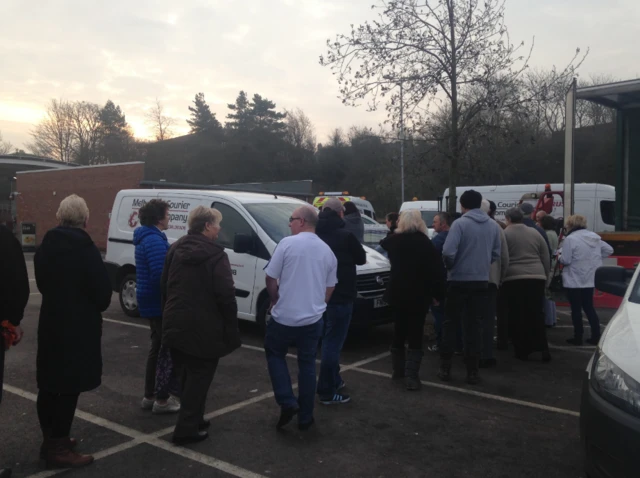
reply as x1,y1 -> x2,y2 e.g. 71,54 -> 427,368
560,214 -> 613,345
35,194 -> 112,468
161,206 -> 241,445
380,210 -> 445,390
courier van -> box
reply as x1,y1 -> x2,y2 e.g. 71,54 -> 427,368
441,183 -> 615,233
104,189 -> 392,330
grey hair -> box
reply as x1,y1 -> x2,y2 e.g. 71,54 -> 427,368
298,206 -> 319,227
396,209 -> 427,235
56,194 -> 89,228
505,207 -> 524,224
480,199 -> 491,214
188,206 -> 222,234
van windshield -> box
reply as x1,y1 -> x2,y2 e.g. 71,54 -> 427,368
420,211 -> 439,227
244,203 -> 301,244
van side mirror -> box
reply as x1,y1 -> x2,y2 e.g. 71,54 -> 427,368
595,266 -> 630,297
233,233 -> 253,254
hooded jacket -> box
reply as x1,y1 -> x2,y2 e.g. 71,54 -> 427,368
161,233 -> 241,360
134,225 -> 170,318
560,228 -> 614,289
442,209 -> 501,282
35,227 -> 112,393
0,225 -> 30,326
316,209 -> 367,304
343,212 -> 365,243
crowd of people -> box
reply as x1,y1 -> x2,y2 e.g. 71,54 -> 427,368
0,188 -> 615,474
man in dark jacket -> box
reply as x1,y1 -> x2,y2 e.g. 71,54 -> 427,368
161,206 -> 240,445
520,202 -> 552,258
315,198 -> 366,404
0,224 -> 29,477
134,199 -> 179,415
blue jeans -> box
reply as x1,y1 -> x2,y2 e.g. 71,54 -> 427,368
566,288 -> 600,340
265,318 -> 323,425
317,302 -> 353,398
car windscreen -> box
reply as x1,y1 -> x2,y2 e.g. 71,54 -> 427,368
420,210 -> 439,227
244,203 -> 301,244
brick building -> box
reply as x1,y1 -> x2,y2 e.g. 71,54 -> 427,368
16,162 -> 145,250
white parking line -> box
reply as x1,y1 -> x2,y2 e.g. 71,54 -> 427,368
350,367 -> 580,418
5,383 -> 268,478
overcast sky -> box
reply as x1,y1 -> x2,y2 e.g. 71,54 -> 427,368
1,0 -> 638,151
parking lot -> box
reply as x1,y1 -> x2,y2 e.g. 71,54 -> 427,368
1,254 -> 612,478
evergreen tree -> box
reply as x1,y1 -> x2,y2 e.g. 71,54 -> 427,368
226,91 -> 252,132
98,100 -> 136,163
187,92 -> 221,134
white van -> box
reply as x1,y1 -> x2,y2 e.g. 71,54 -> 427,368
441,183 -> 616,233
104,189 -> 392,329
312,193 -> 376,219
400,200 -> 440,238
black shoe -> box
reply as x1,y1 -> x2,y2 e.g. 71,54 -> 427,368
298,418 -> 315,431
276,407 -> 299,429
437,365 -> 452,382
0,468 -> 12,478
479,358 -> 497,369
514,353 -> 529,361
566,337 -> 583,346
496,342 -> 508,351
199,420 -> 210,431
466,370 -> 480,385
172,431 -> 209,446
586,337 -> 600,346
542,351 -> 552,363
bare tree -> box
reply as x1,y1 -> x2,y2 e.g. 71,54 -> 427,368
68,101 -> 103,164
321,0 -> 586,212
284,108 -> 317,152
146,98 -> 176,141
28,99 -> 74,162
0,130 -> 13,155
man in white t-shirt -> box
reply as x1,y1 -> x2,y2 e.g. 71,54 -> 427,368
264,205 -> 338,431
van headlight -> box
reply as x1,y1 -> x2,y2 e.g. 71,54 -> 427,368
591,350 -> 640,418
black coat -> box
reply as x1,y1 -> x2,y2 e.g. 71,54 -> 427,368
316,210 -> 367,304
161,233 -> 241,360
0,225 -> 30,326
380,231 -> 445,306
35,227 -> 112,394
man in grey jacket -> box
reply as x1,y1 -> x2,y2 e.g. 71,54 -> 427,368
439,190 -> 501,384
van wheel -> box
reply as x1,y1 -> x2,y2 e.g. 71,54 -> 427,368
256,298 -> 271,335
119,273 -> 140,318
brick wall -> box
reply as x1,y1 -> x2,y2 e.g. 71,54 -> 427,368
16,162 -> 145,251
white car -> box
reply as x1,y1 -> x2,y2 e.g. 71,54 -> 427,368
581,265 -> 640,477
104,189 -> 392,330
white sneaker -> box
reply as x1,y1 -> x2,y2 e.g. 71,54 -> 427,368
141,397 -> 155,410
152,396 -> 181,414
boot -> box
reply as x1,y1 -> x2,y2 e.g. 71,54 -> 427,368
466,358 -> 480,385
0,468 -> 12,478
45,438 -> 94,469
437,358 -> 452,382
390,347 -> 406,379
405,349 -> 423,391
40,437 -> 77,460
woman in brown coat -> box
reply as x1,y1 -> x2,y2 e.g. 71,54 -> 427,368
161,206 -> 241,446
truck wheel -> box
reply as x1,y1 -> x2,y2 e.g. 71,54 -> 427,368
256,298 -> 271,334
119,273 -> 140,318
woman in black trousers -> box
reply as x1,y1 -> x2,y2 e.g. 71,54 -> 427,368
35,195 -> 112,468
381,210 -> 445,390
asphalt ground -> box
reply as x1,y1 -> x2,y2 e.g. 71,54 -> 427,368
1,254 -> 614,478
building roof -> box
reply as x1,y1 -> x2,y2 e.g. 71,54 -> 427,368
577,78 -> 640,109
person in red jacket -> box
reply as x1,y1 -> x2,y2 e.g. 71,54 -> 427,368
541,184 -> 554,215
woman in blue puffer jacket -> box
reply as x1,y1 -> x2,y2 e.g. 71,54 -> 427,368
134,199 -> 180,414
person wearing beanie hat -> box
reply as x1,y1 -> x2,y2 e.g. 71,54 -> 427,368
439,190 -> 501,384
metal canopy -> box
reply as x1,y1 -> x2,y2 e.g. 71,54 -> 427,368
576,78 -> 640,110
